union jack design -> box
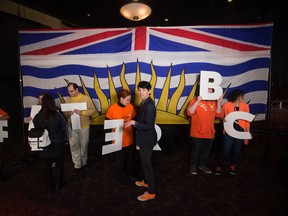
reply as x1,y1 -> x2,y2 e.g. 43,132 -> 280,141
19,23 -> 273,124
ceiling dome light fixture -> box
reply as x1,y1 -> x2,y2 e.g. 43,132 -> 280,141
120,0 -> 152,21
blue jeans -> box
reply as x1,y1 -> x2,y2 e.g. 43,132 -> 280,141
189,137 -> 213,167
218,133 -> 243,168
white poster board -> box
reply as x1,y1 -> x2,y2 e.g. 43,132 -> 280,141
61,102 -> 87,130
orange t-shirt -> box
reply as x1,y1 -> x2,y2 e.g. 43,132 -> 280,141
0,109 -> 8,118
186,98 -> 220,139
221,101 -> 250,132
105,103 -> 136,148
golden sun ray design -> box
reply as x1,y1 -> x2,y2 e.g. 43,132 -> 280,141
57,61 -> 230,125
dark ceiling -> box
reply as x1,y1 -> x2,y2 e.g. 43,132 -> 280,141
12,0 -> 285,29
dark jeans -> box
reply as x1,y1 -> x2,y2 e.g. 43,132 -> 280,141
189,137 -> 213,167
139,147 -> 155,194
115,144 -> 134,179
0,142 -> 3,177
217,133 -> 243,168
43,153 -> 64,192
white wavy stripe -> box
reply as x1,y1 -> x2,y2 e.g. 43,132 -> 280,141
22,73 -> 197,90
23,96 -> 39,109
20,51 -> 270,68
20,28 -> 131,54
22,66 -> 267,92
245,91 -> 268,105
221,68 -> 269,87
254,113 -> 265,121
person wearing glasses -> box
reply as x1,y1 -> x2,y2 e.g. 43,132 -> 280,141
63,83 -> 97,175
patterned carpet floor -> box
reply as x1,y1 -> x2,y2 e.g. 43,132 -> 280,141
1,125 -> 288,216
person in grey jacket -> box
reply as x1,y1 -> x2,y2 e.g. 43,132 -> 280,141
125,81 -> 157,201
33,93 -> 67,194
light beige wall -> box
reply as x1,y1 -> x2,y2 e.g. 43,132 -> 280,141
0,0 -> 69,28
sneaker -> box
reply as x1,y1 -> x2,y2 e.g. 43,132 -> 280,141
199,165 -> 212,174
137,191 -> 156,201
190,165 -> 198,175
215,166 -> 223,175
135,180 -> 148,188
229,164 -> 237,175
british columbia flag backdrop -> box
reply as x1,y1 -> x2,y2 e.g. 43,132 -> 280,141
19,23 -> 273,125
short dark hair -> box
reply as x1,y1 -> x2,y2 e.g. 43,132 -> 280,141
68,82 -> 78,90
227,89 -> 245,102
137,81 -> 151,90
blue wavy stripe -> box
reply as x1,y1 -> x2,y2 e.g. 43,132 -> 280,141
22,58 -> 269,80
23,79 -> 267,100
24,108 -> 31,118
222,81 -> 268,94
23,87 -> 61,98
23,86 -> 97,98
249,104 -> 267,115
153,80 -> 267,99
21,65 -> 114,78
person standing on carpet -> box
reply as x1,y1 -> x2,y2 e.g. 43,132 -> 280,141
63,82 -> 97,174
105,89 -> 137,185
33,93 -> 67,193
186,85 -> 222,175
215,89 -> 251,175
125,81 -> 157,202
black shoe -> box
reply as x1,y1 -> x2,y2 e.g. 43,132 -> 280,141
72,168 -> 81,175
82,165 -> 89,171
127,176 -> 137,182
0,176 -> 8,183
55,181 -> 67,192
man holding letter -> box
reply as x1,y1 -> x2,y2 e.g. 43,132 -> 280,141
63,83 -> 97,174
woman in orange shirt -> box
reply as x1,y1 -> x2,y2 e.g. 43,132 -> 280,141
186,87 -> 222,175
106,89 -> 137,185
215,89 -> 251,175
